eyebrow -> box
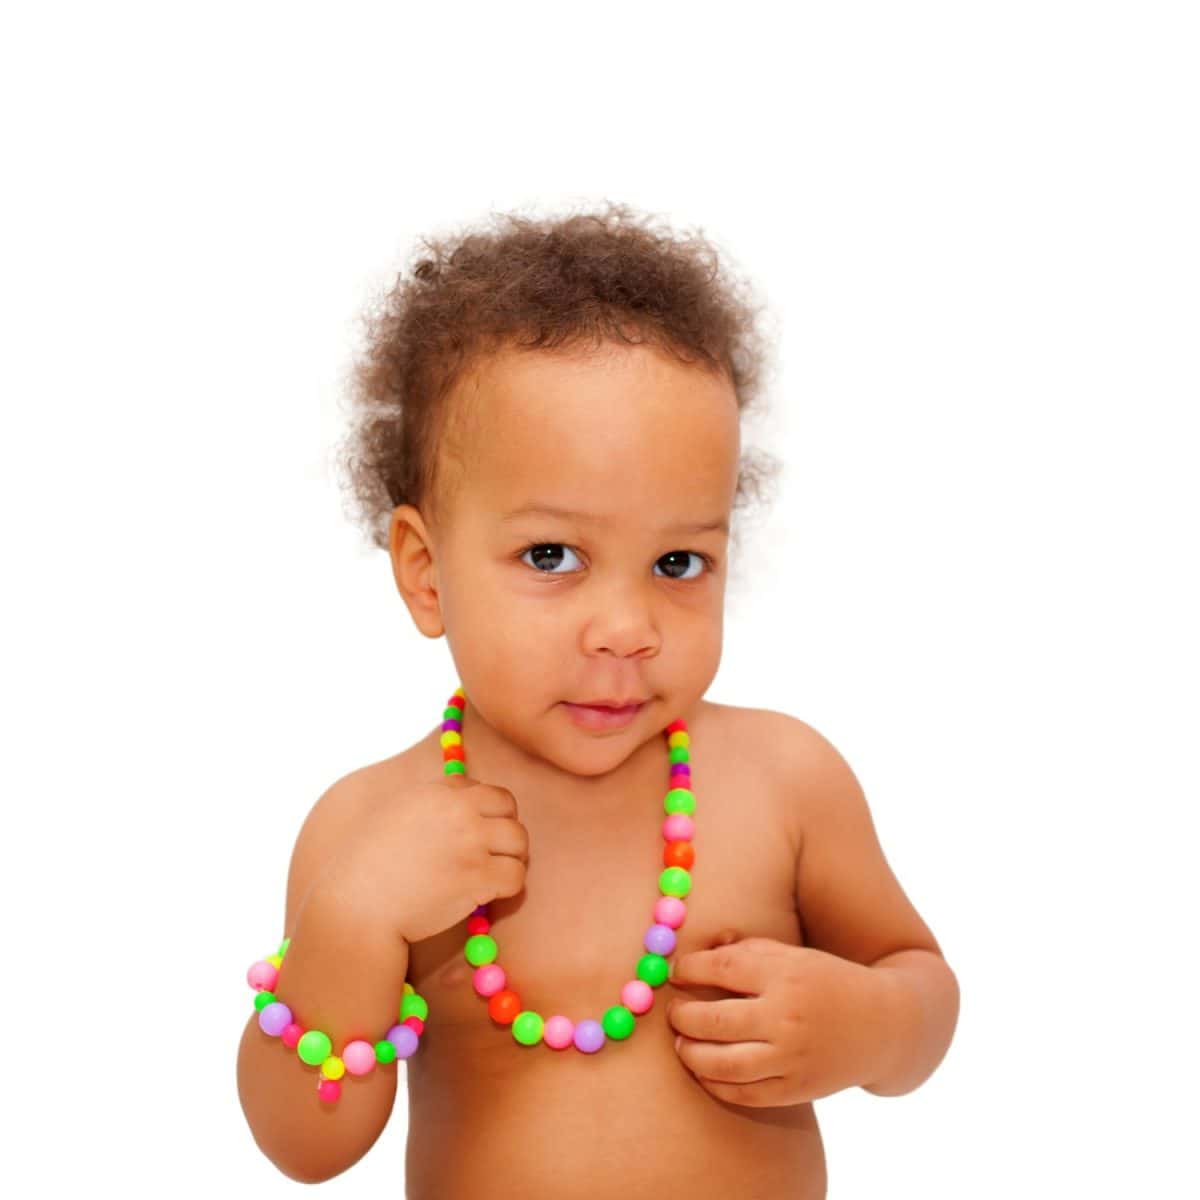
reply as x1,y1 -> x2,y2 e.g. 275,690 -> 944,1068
500,502 -> 729,535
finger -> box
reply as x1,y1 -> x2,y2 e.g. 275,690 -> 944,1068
669,943 -> 771,995
484,818 -> 530,863
473,786 -> 519,819
676,1036 -> 781,1086
694,1074 -> 789,1109
667,996 -> 764,1043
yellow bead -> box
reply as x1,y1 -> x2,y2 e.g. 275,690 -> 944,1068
404,982 -> 414,996
667,731 -> 690,749
440,730 -> 462,748
266,954 -> 282,969
321,1056 -> 346,1080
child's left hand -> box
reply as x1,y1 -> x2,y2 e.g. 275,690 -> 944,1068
665,932 -> 895,1108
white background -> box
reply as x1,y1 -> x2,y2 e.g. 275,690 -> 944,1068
3,2 -> 1197,1196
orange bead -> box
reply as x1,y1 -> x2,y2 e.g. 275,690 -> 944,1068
663,840 -> 695,869
488,989 -> 522,1025
444,744 -> 465,762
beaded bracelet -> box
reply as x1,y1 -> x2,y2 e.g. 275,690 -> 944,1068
247,937 -> 431,1103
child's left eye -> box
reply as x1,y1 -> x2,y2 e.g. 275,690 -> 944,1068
653,550 -> 710,581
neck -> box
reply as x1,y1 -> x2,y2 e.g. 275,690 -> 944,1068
450,696 -> 680,821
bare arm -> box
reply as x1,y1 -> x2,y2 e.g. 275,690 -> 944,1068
861,947 -> 960,1096
779,713 -> 960,1097
236,776 -> 407,1183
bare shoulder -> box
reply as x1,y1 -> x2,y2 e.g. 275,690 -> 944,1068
697,702 -> 855,853
281,732 -> 438,936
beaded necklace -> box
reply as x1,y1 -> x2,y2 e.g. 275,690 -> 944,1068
439,684 -> 696,1053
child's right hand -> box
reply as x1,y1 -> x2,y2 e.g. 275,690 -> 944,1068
319,773 -> 530,945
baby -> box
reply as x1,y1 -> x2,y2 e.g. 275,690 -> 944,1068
236,203 -> 959,1198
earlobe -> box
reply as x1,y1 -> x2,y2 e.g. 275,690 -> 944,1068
388,504 -> 445,639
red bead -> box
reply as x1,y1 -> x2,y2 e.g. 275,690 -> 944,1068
317,1078 -> 341,1103
448,693 -> 467,707
488,989 -> 522,1024
403,1016 -> 425,1035
665,719 -> 688,735
663,840 -> 695,869
467,915 -> 490,935
444,744 -> 465,761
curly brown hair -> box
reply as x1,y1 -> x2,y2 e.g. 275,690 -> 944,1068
332,201 -> 782,566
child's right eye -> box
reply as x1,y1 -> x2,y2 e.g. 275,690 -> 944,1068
519,543 -> 581,574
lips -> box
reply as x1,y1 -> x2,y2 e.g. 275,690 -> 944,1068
561,699 -> 645,731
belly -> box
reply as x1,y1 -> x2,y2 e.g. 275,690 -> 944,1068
400,971 -> 827,1200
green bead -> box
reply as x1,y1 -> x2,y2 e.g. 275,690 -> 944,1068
401,992 -> 429,1021
444,760 -> 467,775
278,937 -> 290,957
660,866 -> 692,897
444,705 -> 463,720
512,1011 -> 545,1046
637,953 -> 670,987
297,1029 -> 332,1066
464,934 -> 498,966
602,1005 -> 635,1040
374,1039 -> 397,1064
253,990 -> 275,1012
664,787 -> 695,815
668,746 -> 689,764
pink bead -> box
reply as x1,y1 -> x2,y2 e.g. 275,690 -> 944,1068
473,963 -> 506,997
281,1023 -> 303,1049
403,1016 -> 425,1035
654,895 -> 687,929
317,1078 -> 341,1103
662,813 -> 695,842
247,960 -> 278,991
343,1040 -> 377,1076
543,1015 -> 575,1049
621,980 -> 654,1014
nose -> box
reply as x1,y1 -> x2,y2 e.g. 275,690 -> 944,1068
580,582 -> 661,659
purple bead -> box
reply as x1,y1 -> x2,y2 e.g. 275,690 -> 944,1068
573,1019 -> 606,1053
471,904 -> 489,917
387,1023 -> 420,1059
258,1001 -> 293,1037
644,923 -> 677,956
442,718 -> 462,731
671,763 -> 691,777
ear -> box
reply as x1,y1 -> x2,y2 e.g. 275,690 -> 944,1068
388,504 -> 445,638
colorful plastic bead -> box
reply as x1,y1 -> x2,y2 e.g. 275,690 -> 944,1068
343,1041 -> 377,1076
637,953 -> 670,987
602,1006 -> 635,1040
488,990 -> 522,1024
663,840 -> 695,869
543,1015 -> 575,1049
621,980 -> 654,1014
573,1019 -> 606,1053
512,1011 -> 545,1045
664,787 -> 695,815
465,934 -> 498,966
259,1001 -> 293,1037
654,896 -> 687,928
297,1030 -> 332,1066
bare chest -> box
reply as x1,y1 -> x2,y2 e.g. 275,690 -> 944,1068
405,716 -> 804,1025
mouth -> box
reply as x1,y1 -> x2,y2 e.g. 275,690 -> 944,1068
560,699 -> 646,731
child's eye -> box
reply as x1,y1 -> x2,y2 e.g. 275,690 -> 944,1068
653,550 -> 710,581
519,543 -> 584,574
516,543 -> 713,580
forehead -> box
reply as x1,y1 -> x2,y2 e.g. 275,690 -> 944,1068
450,343 -> 740,524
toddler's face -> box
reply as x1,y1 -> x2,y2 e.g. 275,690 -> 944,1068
393,340 -> 740,776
